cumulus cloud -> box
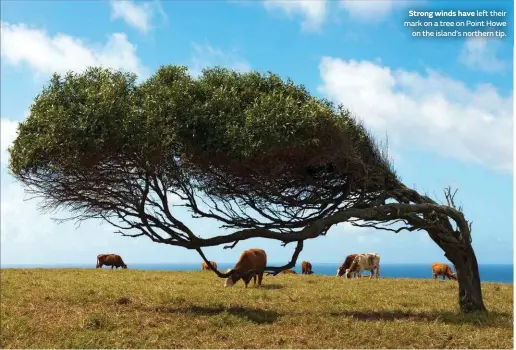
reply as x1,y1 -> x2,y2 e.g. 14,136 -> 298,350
339,0 -> 411,20
0,21 -> 148,77
458,37 -> 507,72
263,0 -> 327,31
189,42 -> 251,78
1,180 -> 57,245
110,0 -> 167,33
0,169 -> 155,264
337,222 -> 380,243
261,0 -> 410,30
318,57 -> 513,174
1,119 -> 19,166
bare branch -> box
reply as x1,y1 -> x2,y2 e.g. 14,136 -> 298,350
223,240 -> 239,250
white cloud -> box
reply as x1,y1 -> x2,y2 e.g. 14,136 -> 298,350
189,43 -> 251,78
339,0 -> 411,20
263,0 -> 327,31
0,21 -> 148,78
458,37 -> 507,73
0,174 -> 146,265
1,180 -> 56,245
339,222 -> 381,243
0,174 -> 122,248
1,119 -> 19,166
110,0 -> 167,34
318,57 -> 513,174
261,0 -> 410,31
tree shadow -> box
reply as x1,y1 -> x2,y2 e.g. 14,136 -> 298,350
153,304 -> 280,324
329,310 -> 511,327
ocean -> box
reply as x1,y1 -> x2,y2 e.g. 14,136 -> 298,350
2,262 -> 513,284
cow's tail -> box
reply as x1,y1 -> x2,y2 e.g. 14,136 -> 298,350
375,255 -> 381,278
96,254 -> 102,268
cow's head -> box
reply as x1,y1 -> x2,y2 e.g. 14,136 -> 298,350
122,264 -> 128,269
450,272 -> 457,280
336,267 -> 345,277
224,269 -> 240,287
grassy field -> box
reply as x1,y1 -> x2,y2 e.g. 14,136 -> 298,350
1,269 -> 513,349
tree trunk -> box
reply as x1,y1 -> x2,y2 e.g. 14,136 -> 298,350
390,183 -> 487,313
428,229 -> 487,313
450,244 -> 486,313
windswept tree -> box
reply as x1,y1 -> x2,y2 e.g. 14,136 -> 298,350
9,66 -> 485,313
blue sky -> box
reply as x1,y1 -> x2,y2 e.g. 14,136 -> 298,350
0,0 -> 513,266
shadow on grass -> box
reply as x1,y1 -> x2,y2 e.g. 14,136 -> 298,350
153,305 -> 280,324
329,310 -> 511,327
258,284 -> 284,290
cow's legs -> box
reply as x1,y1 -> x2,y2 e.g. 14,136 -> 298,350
258,272 -> 263,286
376,265 -> 380,279
369,269 -> 374,279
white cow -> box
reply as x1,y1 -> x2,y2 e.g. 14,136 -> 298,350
344,253 -> 380,279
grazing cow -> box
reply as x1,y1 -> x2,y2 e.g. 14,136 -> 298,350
224,249 -> 267,288
301,261 -> 313,275
344,253 -> 380,279
431,262 -> 457,280
96,254 -> 127,269
201,261 -> 218,271
336,254 -> 359,278
266,269 -> 297,276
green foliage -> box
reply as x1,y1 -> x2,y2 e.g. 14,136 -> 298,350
10,65 -> 395,186
10,68 -> 139,174
8,64 -> 400,236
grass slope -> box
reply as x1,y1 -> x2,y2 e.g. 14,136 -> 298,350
1,269 -> 513,348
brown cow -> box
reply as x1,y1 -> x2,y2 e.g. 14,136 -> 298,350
224,249 -> 267,288
96,254 -> 127,269
432,262 -> 456,280
336,254 -> 358,278
266,269 -> 297,276
301,261 -> 313,275
201,261 -> 218,271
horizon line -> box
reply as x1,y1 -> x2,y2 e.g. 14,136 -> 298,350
1,262 -> 514,266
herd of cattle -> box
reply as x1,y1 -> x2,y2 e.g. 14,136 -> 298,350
96,250 -> 458,287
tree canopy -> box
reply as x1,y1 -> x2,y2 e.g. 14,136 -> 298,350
9,65 -> 486,313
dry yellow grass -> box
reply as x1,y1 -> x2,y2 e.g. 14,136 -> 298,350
1,268 -> 513,348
